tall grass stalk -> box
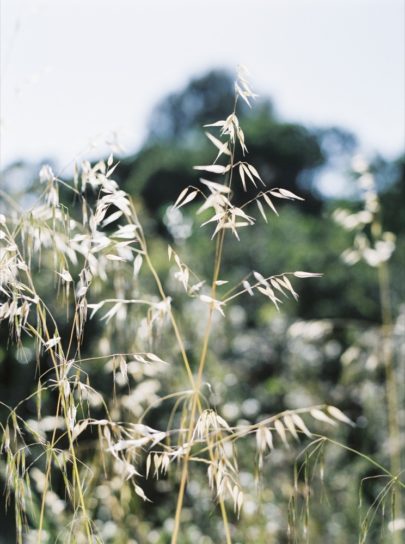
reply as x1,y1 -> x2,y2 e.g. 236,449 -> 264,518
334,161 -> 403,541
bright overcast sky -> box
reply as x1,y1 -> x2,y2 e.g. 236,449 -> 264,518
1,0 -> 404,173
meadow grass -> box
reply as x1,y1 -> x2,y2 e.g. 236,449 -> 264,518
0,67 -> 403,544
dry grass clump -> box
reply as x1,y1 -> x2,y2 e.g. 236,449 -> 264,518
0,67 -> 402,544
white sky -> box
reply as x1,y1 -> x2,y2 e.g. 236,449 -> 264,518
1,0 -> 404,174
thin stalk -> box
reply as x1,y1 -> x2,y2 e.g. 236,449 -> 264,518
135,206 -> 232,542
143,250 -> 195,388
377,260 -> 402,538
6,225 -> 93,542
371,216 -> 402,536
219,499 -> 232,544
377,262 -> 401,478
37,396 -> 61,543
171,102 -> 240,542
171,230 -> 226,544
128,214 -> 224,534
35,303 -> 93,542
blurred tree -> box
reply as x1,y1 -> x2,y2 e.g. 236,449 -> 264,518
146,69 -> 244,143
379,154 -> 405,234
119,70 -> 357,217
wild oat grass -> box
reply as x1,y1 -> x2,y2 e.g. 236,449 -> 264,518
0,67 -> 403,543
